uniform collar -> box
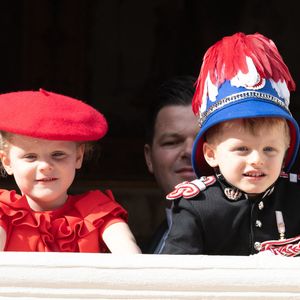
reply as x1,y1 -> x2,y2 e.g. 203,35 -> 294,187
215,171 -> 275,201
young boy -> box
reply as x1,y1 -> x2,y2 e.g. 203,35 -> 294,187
160,32 -> 300,256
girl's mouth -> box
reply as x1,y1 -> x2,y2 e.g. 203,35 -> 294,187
36,177 -> 57,182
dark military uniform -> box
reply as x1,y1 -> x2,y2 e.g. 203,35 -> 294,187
160,173 -> 300,255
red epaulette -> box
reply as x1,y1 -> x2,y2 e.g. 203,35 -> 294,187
280,171 -> 300,182
166,176 -> 216,200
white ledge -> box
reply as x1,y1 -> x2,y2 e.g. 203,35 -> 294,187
1,252 -> 300,299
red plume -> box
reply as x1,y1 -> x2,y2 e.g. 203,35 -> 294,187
192,32 -> 296,114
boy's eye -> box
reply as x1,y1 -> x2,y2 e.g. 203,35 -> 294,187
236,146 -> 248,152
264,146 -> 275,152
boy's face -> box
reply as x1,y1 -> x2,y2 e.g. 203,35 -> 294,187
203,119 -> 288,196
0,134 -> 84,211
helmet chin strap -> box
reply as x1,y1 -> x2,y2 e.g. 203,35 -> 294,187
213,167 -> 231,186
282,148 -> 289,171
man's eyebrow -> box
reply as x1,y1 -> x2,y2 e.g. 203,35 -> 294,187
158,132 -> 181,140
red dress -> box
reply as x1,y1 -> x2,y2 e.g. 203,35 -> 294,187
0,189 -> 127,252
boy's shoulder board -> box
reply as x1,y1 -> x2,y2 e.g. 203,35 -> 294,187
280,171 -> 300,183
166,176 -> 216,200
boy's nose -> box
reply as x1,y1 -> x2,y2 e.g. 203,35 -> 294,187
248,151 -> 263,166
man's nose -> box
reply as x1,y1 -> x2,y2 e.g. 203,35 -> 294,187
181,138 -> 194,158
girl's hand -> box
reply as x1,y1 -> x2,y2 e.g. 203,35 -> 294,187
102,222 -> 141,254
0,226 -> 6,251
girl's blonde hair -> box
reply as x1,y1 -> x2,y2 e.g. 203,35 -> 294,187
0,131 -> 96,177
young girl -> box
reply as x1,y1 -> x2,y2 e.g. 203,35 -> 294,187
0,89 -> 141,253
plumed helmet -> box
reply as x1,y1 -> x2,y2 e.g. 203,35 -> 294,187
192,32 -> 299,177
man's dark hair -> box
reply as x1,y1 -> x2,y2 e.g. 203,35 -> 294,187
145,75 -> 196,144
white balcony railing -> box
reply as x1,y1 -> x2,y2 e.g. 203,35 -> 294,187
1,251 -> 300,299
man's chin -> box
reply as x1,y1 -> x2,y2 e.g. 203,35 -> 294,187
182,175 -> 197,183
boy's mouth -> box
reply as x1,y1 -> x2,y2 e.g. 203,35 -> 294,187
243,172 -> 265,177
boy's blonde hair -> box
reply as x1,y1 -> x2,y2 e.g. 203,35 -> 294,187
205,117 -> 290,148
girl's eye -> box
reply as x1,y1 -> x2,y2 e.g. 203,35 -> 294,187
52,152 -> 66,159
23,154 -> 37,161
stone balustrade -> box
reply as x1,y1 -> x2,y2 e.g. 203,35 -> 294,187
1,252 -> 300,299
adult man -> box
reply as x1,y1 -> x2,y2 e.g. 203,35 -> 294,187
144,75 -> 198,253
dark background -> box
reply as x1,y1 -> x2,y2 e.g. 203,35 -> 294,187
1,0 -> 299,248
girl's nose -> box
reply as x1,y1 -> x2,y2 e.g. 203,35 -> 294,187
38,160 -> 53,172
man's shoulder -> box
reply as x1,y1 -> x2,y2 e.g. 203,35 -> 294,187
166,176 -> 217,201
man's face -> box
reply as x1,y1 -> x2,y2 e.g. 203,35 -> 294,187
144,105 -> 198,195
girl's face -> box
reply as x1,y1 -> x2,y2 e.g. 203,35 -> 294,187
203,120 -> 288,196
0,134 -> 84,211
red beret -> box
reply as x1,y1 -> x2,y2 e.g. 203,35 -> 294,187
0,89 -> 108,141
